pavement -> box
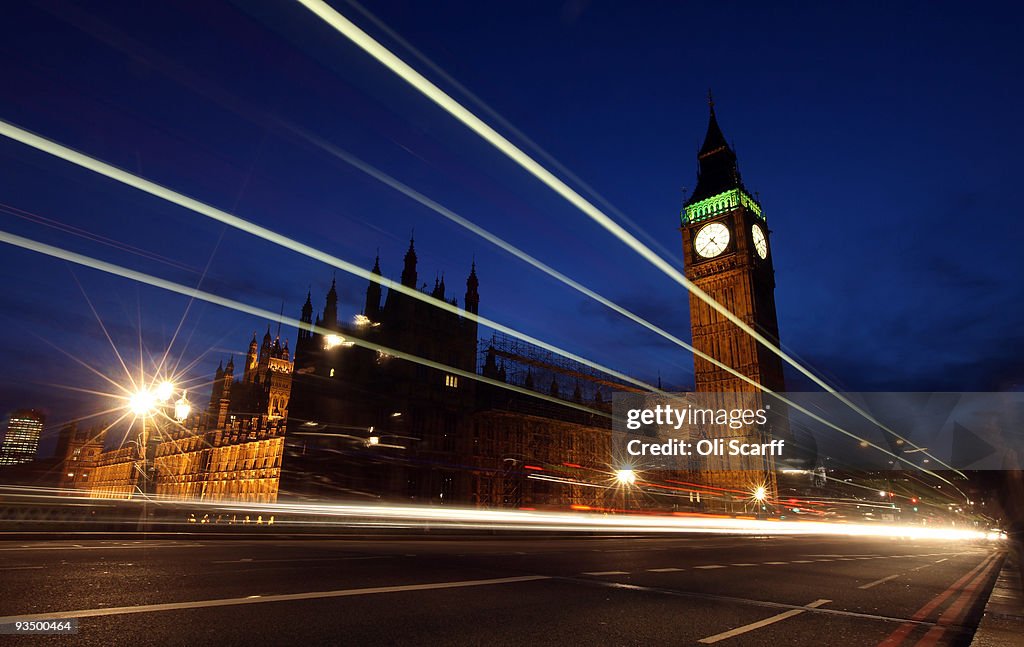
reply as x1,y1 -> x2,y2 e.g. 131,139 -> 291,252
970,544 -> 1023,646
0,534 -> 1008,645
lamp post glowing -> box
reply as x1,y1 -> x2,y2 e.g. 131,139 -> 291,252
615,469 -> 636,486
615,469 -> 637,512
752,485 -> 768,520
754,486 -> 767,503
155,380 -> 175,403
129,389 -> 156,417
126,379 -> 191,500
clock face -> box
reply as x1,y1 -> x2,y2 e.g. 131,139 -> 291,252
751,224 -> 768,259
694,222 -> 730,258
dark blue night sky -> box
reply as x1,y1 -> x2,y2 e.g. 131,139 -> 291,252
1,0 -> 1022,447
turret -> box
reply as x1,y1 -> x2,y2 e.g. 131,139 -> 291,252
365,254 -> 382,320
464,261 -> 479,315
323,278 -> 338,329
245,332 -> 259,382
401,236 -> 417,288
260,326 -> 273,366
298,291 -> 313,343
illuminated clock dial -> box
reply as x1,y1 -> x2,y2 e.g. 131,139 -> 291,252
751,223 -> 768,259
694,222 -> 730,258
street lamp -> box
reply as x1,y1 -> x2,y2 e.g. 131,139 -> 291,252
129,381 -> 191,422
615,468 -> 637,512
129,389 -> 157,417
126,380 -> 191,501
750,484 -> 768,519
754,486 -> 767,503
156,380 -> 175,403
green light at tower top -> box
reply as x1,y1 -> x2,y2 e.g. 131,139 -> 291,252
682,188 -> 764,225
682,96 -> 764,225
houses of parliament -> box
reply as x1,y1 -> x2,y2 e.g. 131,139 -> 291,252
73,101 -> 786,512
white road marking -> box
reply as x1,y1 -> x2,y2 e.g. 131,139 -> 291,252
0,575 -> 551,623
647,567 -> 684,573
0,566 -> 44,571
763,561 -> 788,565
858,574 -> 899,590
935,558 -> 948,563
211,556 -> 390,564
731,563 -> 756,567
698,599 -> 831,643
582,571 -> 629,576
791,560 -> 813,564
695,565 -> 726,570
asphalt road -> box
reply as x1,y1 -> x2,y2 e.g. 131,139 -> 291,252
0,534 -> 1004,646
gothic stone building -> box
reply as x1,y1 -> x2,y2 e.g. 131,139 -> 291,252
78,101 -> 786,511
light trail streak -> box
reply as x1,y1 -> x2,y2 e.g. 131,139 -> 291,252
0,200 -> 199,274
295,0 -> 962,482
0,230 -> 607,419
4,487 -> 998,542
337,0 -> 684,266
0,118 -> 658,396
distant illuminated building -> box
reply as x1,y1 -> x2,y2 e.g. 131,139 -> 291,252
0,409 -> 46,466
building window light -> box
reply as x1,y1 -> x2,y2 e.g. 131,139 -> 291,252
445,375 -> 459,388
324,334 -> 346,350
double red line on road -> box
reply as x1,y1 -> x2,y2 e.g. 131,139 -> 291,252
878,551 -> 1004,647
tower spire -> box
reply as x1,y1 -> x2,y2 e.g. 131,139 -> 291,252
401,234 -> 418,288
686,95 -> 743,205
365,253 -> 383,319
324,275 -> 339,328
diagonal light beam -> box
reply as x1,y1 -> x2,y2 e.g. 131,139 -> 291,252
0,230 -> 608,420
295,0 -> 963,481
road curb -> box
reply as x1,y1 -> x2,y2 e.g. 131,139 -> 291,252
970,546 -> 1024,647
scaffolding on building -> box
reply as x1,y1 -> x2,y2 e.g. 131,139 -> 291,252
480,332 -> 644,405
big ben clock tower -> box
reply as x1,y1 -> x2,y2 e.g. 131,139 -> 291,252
681,96 -> 786,503
682,96 -> 785,395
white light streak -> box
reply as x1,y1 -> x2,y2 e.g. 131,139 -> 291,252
0,230 -> 607,419
294,0 -> 960,480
